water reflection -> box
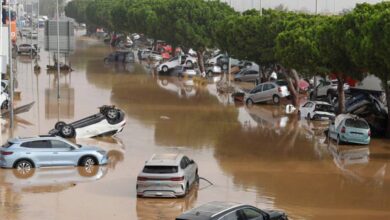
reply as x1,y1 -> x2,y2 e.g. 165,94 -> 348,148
136,184 -> 198,220
156,77 -> 196,98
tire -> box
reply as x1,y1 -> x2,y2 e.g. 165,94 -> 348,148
246,98 -> 254,107
185,182 -> 190,196
60,124 -> 75,138
55,121 -> 66,130
272,95 -> 280,104
13,160 -> 34,178
222,64 -> 228,70
162,65 -> 168,73
186,61 -> 193,68
79,156 -> 97,167
105,108 -> 120,124
1,100 -> 9,110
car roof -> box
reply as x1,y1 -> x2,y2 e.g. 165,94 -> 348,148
8,135 -> 64,144
312,101 -> 331,105
146,153 -> 184,166
176,201 -> 242,220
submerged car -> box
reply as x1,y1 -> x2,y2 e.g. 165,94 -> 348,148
136,153 -> 198,198
205,64 -> 222,77
0,136 -> 108,170
157,55 -> 197,73
245,81 -> 290,105
104,50 -> 135,63
299,101 -> 335,120
49,105 -> 126,138
17,43 -> 38,55
328,114 -> 371,145
234,68 -> 259,82
176,201 -> 288,220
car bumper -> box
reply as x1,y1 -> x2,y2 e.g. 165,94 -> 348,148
340,135 -> 370,145
0,157 -> 15,168
136,181 -> 185,198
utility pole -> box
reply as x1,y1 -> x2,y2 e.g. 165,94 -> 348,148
315,0 -> 318,14
9,0 -> 14,129
259,0 -> 262,16
56,0 -> 60,99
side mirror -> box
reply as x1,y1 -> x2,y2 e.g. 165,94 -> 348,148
189,159 -> 194,164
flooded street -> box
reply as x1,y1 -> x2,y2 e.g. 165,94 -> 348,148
1,31 -> 390,220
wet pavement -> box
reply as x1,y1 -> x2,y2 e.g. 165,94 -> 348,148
1,30 -> 390,220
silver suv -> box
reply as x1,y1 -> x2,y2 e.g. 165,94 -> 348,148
136,153 -> 198,198
0,136 -> 108,171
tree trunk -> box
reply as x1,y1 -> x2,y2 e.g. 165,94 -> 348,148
383,75 -> 390,138
313,75 -> 317,100
336,73 -> 345,114
196,50 -> 205,76
286,69 -> 299,107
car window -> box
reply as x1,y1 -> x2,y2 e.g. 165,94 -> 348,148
219,211 -> 241,220
263,84 -> 275,91
168,57 -> 178,62
51,140 -> 73,149
345,119 -> 369,129
242,208 -> 264,220
142,166 -> 178,174
251,85 -> 262,94
248,71 -> 258,75
315,104 -> 334,112
21,140 -> 52,148
303,102 -> 312,108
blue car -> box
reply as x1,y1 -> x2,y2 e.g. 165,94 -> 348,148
329,114 -> 371,145
0,136 -> 108,171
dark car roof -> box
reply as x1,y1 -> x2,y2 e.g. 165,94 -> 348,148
176,201 -> 241,220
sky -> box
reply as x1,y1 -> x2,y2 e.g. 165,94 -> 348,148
223,0 -> 385,13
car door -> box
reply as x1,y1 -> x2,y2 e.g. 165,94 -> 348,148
258,83 -> 273,102
20,140 -> 54,167
50,140 -> 77,166
251,85 -> 263,103
241,208 -> 265,220
218,210 -> 243,220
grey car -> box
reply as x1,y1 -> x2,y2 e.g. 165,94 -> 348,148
245,81 -> 290,105
234,69 -> 259,82
176,201 -> 288,220
0,136 -> 108,171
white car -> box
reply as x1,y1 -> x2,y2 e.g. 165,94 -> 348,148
49,105 -> 126,138
136,153 -> 198,198
299,101 -> 335,120
139,49 -> 152,60
148,51 -> 163,62
157,55 -> 197,73
205,64 -> 222,77
311,79 -> 349,100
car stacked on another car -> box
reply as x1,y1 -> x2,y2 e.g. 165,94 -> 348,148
176,201 -> 288,220
157,55 -> 197,73
234,68 -> 259,82
299,101 -> 335,120
49,105 -> 126,138
0,136 -> 108,170
310,79 -> 349,101
245,81 -> 290,105
136,153 -> 198,198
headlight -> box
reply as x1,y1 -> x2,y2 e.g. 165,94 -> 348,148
97,150 -> 106,156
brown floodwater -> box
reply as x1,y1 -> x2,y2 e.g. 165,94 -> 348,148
0,30 -> 390,220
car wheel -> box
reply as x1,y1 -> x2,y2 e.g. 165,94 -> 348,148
55,121 -> 66,130
246,98 -> 254,107
185,182 -> 190,195
222,63 -> 228,70
13,160 -> 34,178
207,70 -> 213,77
106,108 -> 120,124
272,95 -> 280,104
1,100 -> 9,110
186,61 -> 193,68
162,65 -> 168,73
77,165 -> 99,177
80,156 -> 97,167
60,124 -> 75,138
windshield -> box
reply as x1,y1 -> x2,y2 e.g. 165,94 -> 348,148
345,119 -> 369,129
143,166 -> 178,174
315,104 -> 334,112
2,142 -> 13,148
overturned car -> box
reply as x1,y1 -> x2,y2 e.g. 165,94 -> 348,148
49,106 -> 126,138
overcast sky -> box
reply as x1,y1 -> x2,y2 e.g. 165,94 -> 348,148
223,0 -> 384,13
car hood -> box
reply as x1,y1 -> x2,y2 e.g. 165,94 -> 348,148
264,210 -> 286,219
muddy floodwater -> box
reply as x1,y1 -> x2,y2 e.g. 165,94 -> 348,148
1,31 -> 390,220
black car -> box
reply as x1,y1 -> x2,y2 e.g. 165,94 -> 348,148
104,51 -> 135,63
176,201 -> 288,220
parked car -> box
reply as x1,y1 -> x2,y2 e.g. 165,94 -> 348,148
148,51 -> 163,62
157,55 -> 197,73
49,105 -> 126,138
238,60 -> 260,71
328,114 -> 371,145
310,79 -> 349,100
205,64 -> 222,77
17,43 -> 38,55
299,101 -> 335,120
138,49 -> 152,60
245,81 -> 290,105
206,54 -> 239,70
104,51 -> 135,63
175,201 -> 288,220
234,68 -> 259,82
0,136 -> 108,170
136,153 -> 198,198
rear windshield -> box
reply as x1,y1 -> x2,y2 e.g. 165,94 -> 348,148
143,166 -> 178,174
345,119 -> 369,129
315,104 -> 334,112
1,142 -> 13,148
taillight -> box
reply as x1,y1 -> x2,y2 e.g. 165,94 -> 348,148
368,130 -> 371,137
1,151 -> 13,156
137,176 -> 148,181
170,176 -> 184,181
341,127 -> 346,133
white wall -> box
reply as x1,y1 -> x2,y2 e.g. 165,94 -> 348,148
0,26 -> 10,73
